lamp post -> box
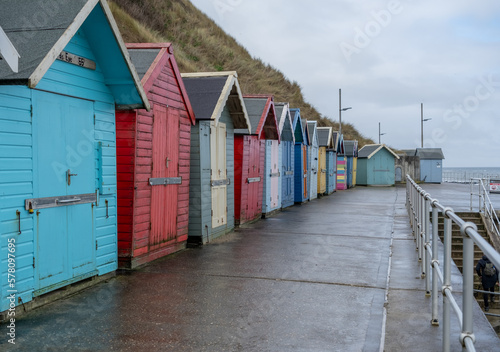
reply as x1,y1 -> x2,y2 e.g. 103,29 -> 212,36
378,122 -> 386,144
421,103 -> 431,148
339,88 -> 352,136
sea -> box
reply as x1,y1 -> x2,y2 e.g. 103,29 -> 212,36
442,167 -> 500,183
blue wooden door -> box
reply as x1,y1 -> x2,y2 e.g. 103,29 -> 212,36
281,141 -> 293,205
34,91 -> 96,291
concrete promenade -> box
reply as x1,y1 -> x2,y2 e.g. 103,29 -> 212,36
1,184 -> 499,351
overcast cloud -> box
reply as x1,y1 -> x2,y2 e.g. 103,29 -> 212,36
190,0 -> 500,167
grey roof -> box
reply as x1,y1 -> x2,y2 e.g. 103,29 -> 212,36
358,145 -> 382,158
317,128 -> 330,147
344,140 -> 358,156
128,49 -> 161,79
275,104 -> 284,123
275,102 -> 293,141
331,131 -> 340,152
415,148 -> 445,160
0,0 -> 87,83
244,97 -> 268,135
183,76 -> 228,120
307,121 -> 317,145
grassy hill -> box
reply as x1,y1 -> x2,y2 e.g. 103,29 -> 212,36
110,0 -> 375,146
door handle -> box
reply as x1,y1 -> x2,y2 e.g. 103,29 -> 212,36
57,198 -> 81,204
67,169 -> 78,186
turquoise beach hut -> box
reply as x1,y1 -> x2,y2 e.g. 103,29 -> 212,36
275,103 -> 295,209
0,0 -> 149,314
182,71 -> 251,244
357,144 -> 400,186
291,109 -> 309,203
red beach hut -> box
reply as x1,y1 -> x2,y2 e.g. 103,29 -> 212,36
234,95 -> 280,225
115,43 -> 195,268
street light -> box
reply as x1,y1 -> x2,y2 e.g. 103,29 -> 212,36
421,103 -> 432,148
339,88 -> 352,136
378,122 -> 386,144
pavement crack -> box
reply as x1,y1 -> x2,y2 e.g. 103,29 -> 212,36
203,273 -> 386,290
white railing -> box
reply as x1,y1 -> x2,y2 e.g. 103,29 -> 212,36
470,178 -> 500,241
406,175 -> 500,352
443,172 -> 499,184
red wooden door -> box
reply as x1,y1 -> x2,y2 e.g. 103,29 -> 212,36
150,105 -> 179,247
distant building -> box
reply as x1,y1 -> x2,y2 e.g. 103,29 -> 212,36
399,148 -> 445,183
357,144 -> 400,186
396,150 -> 420,183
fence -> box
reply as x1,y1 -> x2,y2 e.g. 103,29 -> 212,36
443,172 -> 500,184
406,175 -> 500,352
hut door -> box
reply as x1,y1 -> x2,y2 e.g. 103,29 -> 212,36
270,140 -> 280,208
150,105 -> 179,247
319,148 -> 326,193
282,141 -> 292,202
211,122 -> 227,227
302,145 -> 308,198
33,91 -> 96,291
247,137 -> 261,217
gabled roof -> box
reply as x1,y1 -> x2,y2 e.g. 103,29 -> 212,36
331,131 -> 340,153
0,25 -> 20,72
317,127 -> 333,148
128,43 -> 195,125
290,108 -> 306,144
243,95 -> 280,141
307,121 -> 318,147
0,0 -> 149,110
301,118 -> 310,145
275,102 -> 294,143
344,140 -> 358,157
358,144 -> 400,160
415,148 -> 445,160
181,71 -> 250,130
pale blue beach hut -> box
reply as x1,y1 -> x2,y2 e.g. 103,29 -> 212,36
357,144 -> 399,186
275,103 -> 295,209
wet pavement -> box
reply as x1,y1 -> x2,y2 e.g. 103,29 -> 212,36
2,183 -> 499,351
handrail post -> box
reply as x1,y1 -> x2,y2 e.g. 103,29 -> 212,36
417,189 -> 422,261
431,203 -> 439,325
442,208 -> 453,352
424,195 -> 430,294
461,222 -> 477,349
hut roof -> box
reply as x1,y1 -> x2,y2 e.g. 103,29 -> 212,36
358,144 -> 400,160
307,121 -> 318,145
317,127 -> 333,148
344,140 -> 358,157
243,95 -> 279,141
290,108 -> 305,144
129,43 -> 195,124
181,71 -> 250,129
301,118 -> 310,145
0,0 -> 149,110
415,148 -> 445,160
275,102 -> 294,142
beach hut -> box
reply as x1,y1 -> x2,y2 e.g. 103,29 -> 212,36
316,127 -> 333,196
307,121 -> 319,200
326,132 -> 339,194
344,140 -> 359,188
115,43 -> 194,268
336,133 -> 347,190
416,148 -> 445,183
357,144 -> 400,186
291,109 -> 309,203
234,96 -> 279,225
182,71 -> 251,244
243,95 -> 280,218
275,103 -> 295,209
0,0 -> 149,312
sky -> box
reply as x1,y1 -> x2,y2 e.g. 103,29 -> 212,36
189,0 -> 500,167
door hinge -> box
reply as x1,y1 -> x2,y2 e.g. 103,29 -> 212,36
32,257 -> 35,268
96,240 -> 98,250
30,104 -> 33,120
211,210 -> 213,217
152,113 -> 155,123
226,131 -> 227,137
93,114 -> 96,125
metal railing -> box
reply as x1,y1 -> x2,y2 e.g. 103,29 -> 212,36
406,175 -> 500,352
470,178 -> 500,241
